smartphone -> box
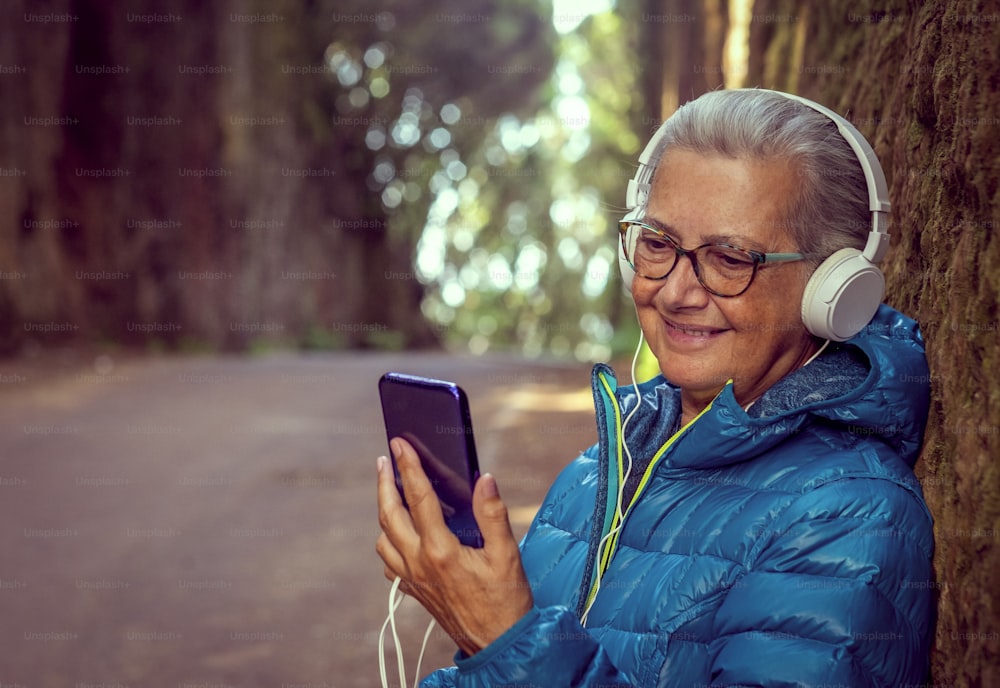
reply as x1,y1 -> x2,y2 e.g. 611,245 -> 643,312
378,372 -> 484,548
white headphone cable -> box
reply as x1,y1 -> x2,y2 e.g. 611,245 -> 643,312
803,338 -> 831,367
413,614 -> 437,687
379,576 -> 406,688
743,339 -> 831,413
582,330 -> 646,626
379,576 -> 439,688
617,329 -> 646,525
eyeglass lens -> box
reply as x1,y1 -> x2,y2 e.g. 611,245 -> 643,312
623,223 -> 758,296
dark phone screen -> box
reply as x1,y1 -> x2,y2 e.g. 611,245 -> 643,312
378,373 -> 483,548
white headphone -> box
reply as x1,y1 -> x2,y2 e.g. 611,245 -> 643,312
619,89 -> 891,342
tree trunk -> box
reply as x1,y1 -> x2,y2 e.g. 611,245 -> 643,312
780,3 -> 1000,683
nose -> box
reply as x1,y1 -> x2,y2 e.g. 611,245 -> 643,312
653,251 -> 711,309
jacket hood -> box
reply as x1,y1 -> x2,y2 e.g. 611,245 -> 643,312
593,304 -> 931,471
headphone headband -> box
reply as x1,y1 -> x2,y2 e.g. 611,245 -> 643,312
620,88 -> 892,342
624,89 -> 890,263
776,92 -> 890,262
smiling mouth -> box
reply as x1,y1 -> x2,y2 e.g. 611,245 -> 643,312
663,319 -> 727,337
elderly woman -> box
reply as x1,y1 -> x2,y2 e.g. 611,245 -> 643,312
376,88 -> 935,686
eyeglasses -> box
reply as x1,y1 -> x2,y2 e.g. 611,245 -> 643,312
619,220 -> 807,297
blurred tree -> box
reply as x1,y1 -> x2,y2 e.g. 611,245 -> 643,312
324,0 -> 558,349
399,6 -> 654,361
0,0 -> 556,353
643,0 -> 729,114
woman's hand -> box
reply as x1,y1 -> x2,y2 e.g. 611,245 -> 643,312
375,436 -> 534,656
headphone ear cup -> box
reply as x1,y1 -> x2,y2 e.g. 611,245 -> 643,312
801,247 -> 885,341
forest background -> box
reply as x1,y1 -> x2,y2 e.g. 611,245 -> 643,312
1,0 -> 998,684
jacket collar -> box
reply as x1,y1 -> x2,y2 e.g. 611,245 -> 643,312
591,304 -> 930,471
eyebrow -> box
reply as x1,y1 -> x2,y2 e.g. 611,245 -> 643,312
641,216 -> 770,252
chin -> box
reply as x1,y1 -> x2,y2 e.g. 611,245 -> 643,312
657,358 -> 730,392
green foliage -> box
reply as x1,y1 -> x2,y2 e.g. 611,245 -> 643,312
367,328 -> 408,350
176,336 -> 218,356
2,0 -> 652,361
301,326 -> 345,351
325,3 -> 649,361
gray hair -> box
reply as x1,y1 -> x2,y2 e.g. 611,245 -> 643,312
647,89 -> 871,265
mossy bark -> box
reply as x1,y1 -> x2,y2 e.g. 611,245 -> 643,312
793,4 -> 1000,684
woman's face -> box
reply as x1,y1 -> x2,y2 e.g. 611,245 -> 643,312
633,149 -> 821,416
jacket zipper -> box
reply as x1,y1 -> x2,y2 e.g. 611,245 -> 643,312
581,372 -> 720,619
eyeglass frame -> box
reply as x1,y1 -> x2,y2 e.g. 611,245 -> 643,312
618,219 -> 809,297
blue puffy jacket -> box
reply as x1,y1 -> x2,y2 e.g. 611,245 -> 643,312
421,304 -> 935,687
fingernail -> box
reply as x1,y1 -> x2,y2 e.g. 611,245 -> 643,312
376,455 -> 387,474
481,473 -> 499,498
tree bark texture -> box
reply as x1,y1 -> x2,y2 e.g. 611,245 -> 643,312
648,0 -> 999,683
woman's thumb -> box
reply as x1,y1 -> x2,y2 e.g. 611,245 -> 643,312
473,474 -> 516,548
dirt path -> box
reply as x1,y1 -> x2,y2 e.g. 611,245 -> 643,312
0,351 -> 599,687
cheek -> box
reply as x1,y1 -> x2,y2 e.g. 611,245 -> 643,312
630,284 -> 662,324
728,297 -> 795,330
715,269 -> 809,333
630,278 -> 654,305
728,283 -> 808,340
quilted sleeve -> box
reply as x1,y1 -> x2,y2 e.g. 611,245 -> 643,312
419,445 -> 636,687
419,665 -> 457,687
708,476 -> 935,687
421,605 -> 635,688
